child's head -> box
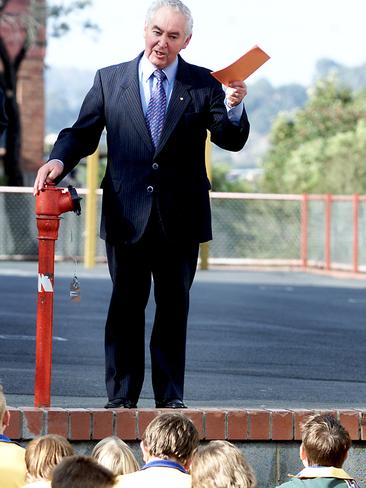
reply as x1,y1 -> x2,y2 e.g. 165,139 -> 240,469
0,385 -> 10,434
0,385 -> 6,428
25,434 -> 74,482
300,414 -> 351,468
91,436 -> 139,475
190,440 -> 256,488
141,413 -> 199,467
52,455 -> 116,488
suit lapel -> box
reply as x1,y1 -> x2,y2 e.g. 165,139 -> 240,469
155,56 -> 192,155
118,53 -> 154,152
117,54 -> 193,156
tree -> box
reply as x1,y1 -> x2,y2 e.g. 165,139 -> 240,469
261,77 -> 366,194
282,120 -> 366,194
0,0 -> 96,185
211,162 -> 252,193
244,77 -> 307,135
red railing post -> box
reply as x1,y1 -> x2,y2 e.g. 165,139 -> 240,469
353,193 -> 359,273
301,193 -> 308,269
324,194 -> 332,271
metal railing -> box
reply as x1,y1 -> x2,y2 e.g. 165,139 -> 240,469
0,187 -> 365,273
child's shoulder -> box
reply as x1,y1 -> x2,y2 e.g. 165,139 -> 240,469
278,477 -> 356,488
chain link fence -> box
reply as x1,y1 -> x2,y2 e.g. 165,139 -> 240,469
306,195 -> 366,271
210,194 -> 301,263
1,187 -> 365,272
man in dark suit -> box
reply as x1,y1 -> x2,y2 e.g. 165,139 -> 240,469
34,0 -> 250,409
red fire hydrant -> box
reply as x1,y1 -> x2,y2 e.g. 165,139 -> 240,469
35,183 -> 81,407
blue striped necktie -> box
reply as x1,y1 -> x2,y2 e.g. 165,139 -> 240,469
145,69 -> 167,148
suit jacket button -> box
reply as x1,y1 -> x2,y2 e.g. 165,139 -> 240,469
152,163 -> 159,170
147,185 -> 154,193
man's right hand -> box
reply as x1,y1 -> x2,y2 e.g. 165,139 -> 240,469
33,159 -> 64,196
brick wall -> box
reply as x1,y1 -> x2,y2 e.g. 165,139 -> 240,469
6,407 -> 366,442
0,0 -> 46,183
18,50 -> 45,180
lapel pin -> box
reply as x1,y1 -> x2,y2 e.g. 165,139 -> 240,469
180,97 -> 184,100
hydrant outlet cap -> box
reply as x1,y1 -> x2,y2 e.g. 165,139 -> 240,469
68,186 -> 82,215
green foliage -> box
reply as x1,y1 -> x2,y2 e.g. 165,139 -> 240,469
211,163 -> 252,192
261,77 -> 366,194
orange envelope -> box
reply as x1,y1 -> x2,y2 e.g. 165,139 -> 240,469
211,45 -> 270,86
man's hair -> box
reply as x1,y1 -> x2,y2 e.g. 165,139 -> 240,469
52,455 -> 116,488
301,414 -> 351,468
142,413 -> 199,465
25,434 -> 74,482
146,0 -> 193,37
0,385 -> 6,424
191,440 -> 257,488
91,436 -> 139,475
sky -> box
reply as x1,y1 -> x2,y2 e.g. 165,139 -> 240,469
46,0 -> 366,87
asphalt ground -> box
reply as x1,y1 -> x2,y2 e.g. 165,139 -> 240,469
1,261 -> 366,409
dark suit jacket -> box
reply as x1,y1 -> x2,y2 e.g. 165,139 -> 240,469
0,88 -> 8,137
51,53 -> 250,244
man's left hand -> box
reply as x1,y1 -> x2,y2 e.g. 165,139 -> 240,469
226,81 -> 247,108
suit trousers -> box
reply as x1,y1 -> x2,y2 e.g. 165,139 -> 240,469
104,202 -> 199,404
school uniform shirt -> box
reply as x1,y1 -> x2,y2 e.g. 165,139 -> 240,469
0,434 -> 27,488
277,466 -> 361,488
115,465 -> 191,488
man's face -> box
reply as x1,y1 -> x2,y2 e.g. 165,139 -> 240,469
144,6 -> 192,69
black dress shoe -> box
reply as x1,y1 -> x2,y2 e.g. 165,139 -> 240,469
155,399 -> 187,409
104,398 -> 137,409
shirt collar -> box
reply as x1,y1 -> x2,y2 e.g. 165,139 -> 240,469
291,466 -> 354,480
140,54 -> 178,85
142,459 -> 187,474
0,433 -> 12,443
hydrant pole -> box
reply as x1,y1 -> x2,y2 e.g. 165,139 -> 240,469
34,215 -> 60,407
34,183 -> 81,407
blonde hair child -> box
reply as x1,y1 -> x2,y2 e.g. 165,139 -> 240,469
24,434 -> 74,487
92,436 -> 139,475
191,440 -> 256,488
